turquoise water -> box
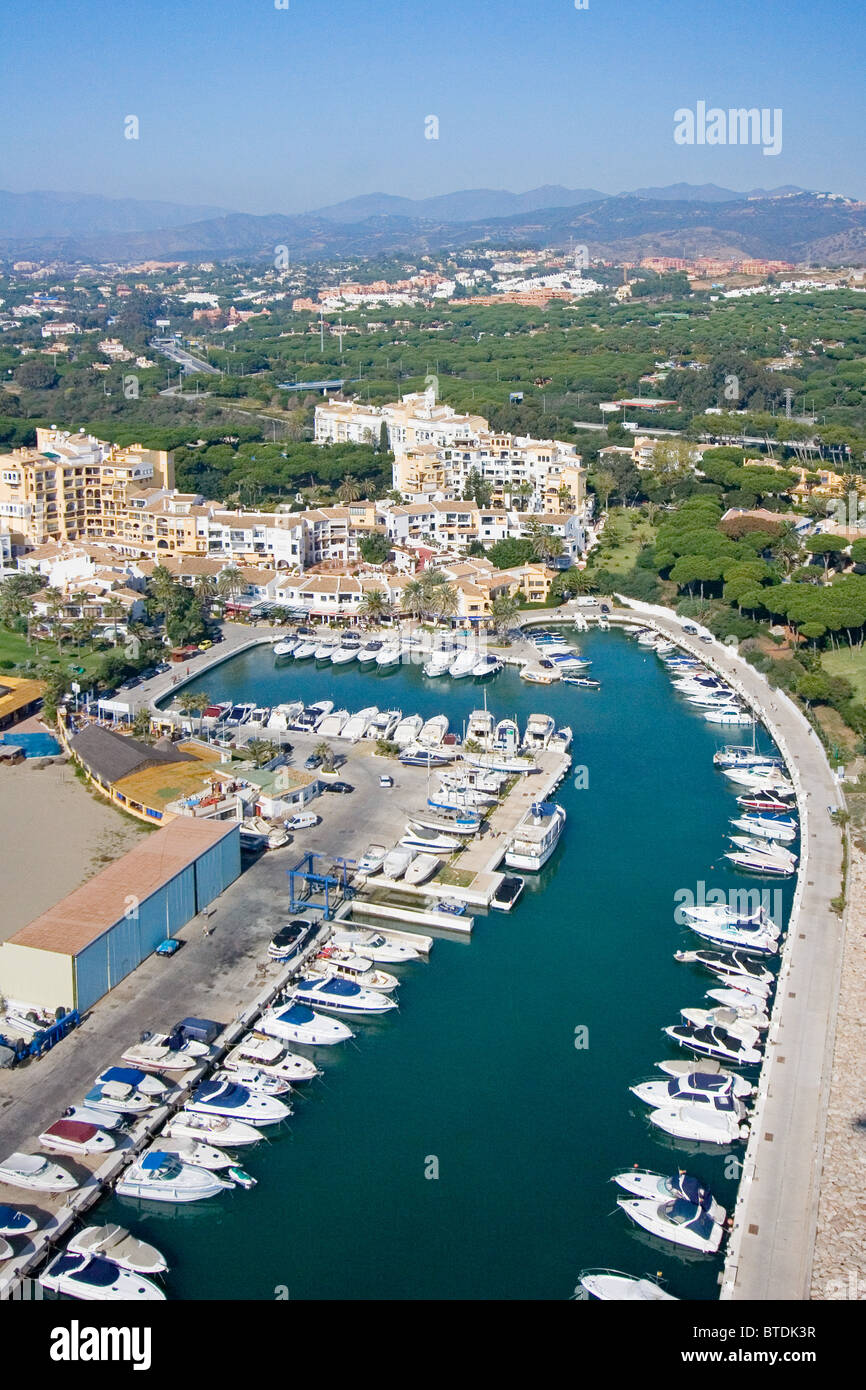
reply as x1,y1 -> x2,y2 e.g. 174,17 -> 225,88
102,630 -> 791,1300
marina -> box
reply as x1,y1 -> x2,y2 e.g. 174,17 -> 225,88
0,624 -> 806,1301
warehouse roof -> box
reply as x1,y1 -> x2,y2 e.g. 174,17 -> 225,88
70,722 -> 195,784
4,818 -> 237,957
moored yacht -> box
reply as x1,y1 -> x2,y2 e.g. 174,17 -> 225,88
342,706 -> 378,741
448,648 -> 478,679
329,928 -> 421,963
612,1169 -> 726,1225
357,640 -> 384,664
185,1079 -> 290,1125
272,639 -> 295,659
504,801 -> 566,871
162,1111 -> 262,1148
40,1251 -> 166,1301
419,714 -> 449,747
472,653 -> 503,678
521,713 -> 556,752
0,1151 -> 77,1192
375,642 -> 402,668
422,649 -> 453,678
259,1000 -> 354,1045
578,1269 -> 678,1301
66,1224 -> 167,1275
366,709 -> 401,741
393,713 -> 423,747
618,1196 -> 725,1253
674,948 -> 774,988
289,972 -> 398,1016
664,1021 -> 763,1066
317,708 -> 350,738
730,816 -> 797,843
632,1071 -> 753,1107
466,707 -> 495,747
649,1102 -> 749,1145
116,1150 -> 232,1203
267,701 -> 304,733
224,1031 -> 321,1082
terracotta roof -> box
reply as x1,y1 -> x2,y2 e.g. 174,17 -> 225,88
5,818 -> 237,956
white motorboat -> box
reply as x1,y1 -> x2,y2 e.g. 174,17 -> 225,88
143,1136 -> 235,1170
448,648 -> 478,679
521,713 -> 556,752
329,929 -> 421,963
116,1150 -> 232,1202
375,643 -> 402,668
492,717 -> 520,754
664,1022 -> 763,1067
404,852 -> 440,885
292,700 -> 333,731
658,1058 -> 752,1094
714,746 -> 784,769
410,808 -> 480,835
356,843 -> 387,875
687,690 -> 739,708
366,708 -> 401,741
94,1066 -> 169,1097
612,1169 -> 726,1224
401,826 -> 461,853
674,948 -> 775,988
267,701 -> 304,732
211,1066 -> 292,1097
681,1002 -> 769,1032
422,651 -> 453,677
704,707 -> 754,726
83,1080 -> 157,1115
725,849 -> 795,876
723,767 -> 794,793
649,1103 -> 749,1145
466,708 -> 495,747
272,639 -> 295,658
267,918 -> 317,963
162,1111 -> 262,1148
490,874 -> 525,911
632,1071 -> 753,1107
289,972 -> 398,1016
357,640 -> 384,664
62,1105 -> 127,1132
680,902 -> 775,931
706,982 -> 771,1010
382,845 -> 416,879
40,1251 -> 166,1301
686,918 -> 779,954
121,1031 -> 213,1074
440,764 -> 505,792
66,1224 -> 167,1275
578,1269 -> 678,1301
311,949 -> 399,992
728,835 -> 797,864
342,706 -> 378,741
550,725 -> 574,751
504,801 -> 566,871
618,1197 -> 724,1253
315,640 -> 339,661
317,708 -> 350,737
419,714 -> 449,747
730,816 -> 797,842
292,640 -> 318,660
520,664 -> 560,685
184,1079 -> 290,1126
331,643 -> 360,665
259,1000 -> 354,1045
39,1119 -> 115,1157
224,1032 -> 321,1082
472,653 -> 503,678
0,1151 -> 77,1192
393,713 -> 423,747
0,1203 -> 39,1237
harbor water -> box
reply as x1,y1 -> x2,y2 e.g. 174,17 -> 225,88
100,628 -> 792,1299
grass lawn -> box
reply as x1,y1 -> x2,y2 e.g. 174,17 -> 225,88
589,507 -> 656,576
822,647 -> 866,701
0,623 -> 107,682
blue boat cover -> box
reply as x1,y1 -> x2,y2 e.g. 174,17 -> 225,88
101,1066 -> 146,1086
140,1150 -> 169,1169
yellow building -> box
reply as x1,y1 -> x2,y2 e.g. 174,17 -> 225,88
0,675 -> 46,731
0,428 -> 174,548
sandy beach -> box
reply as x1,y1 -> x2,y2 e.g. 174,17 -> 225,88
0,755 -> 149,940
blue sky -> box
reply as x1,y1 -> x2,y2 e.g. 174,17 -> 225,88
1,0 -> 863,211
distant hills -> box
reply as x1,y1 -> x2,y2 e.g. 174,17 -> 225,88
0,190 -> 231,240
1,184 -> 864,266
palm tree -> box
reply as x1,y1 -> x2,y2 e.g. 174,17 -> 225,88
490,593 -> 519,640
43,587 -> 66,650
148,564 -> 177,611
591,469 -> 616,513
216,566 -> 246,603
193,575 -> 217,616
186,691 -> 212,738
358,588 -> 391,626
132,707 -> 154,741
246,737 -> 279,767
338,475 -> 361,503
313,739 -> 336,772
403,578 -> 426,622
103,597 -> 125,646
431,583 -> 459,625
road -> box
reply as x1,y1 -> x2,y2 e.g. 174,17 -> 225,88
150,337 -> 222,376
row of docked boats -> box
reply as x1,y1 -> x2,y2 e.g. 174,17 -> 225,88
581,633 -> 794,1300
6,924 -> 429,1299
520,628 -> 600,686
646,632 -> 755,727
272,630 -> 505,681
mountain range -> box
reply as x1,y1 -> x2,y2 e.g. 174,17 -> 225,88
0,185 -> 864,266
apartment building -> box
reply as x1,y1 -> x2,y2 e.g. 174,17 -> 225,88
314,389 -> 488,454
0,429 -> 174,548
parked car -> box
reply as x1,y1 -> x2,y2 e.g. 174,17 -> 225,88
321,781 -> 353,794
379,775 -> 394,788
683,623 -> 698,634
304,752 -> 323,770
155,938 -> 183,957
